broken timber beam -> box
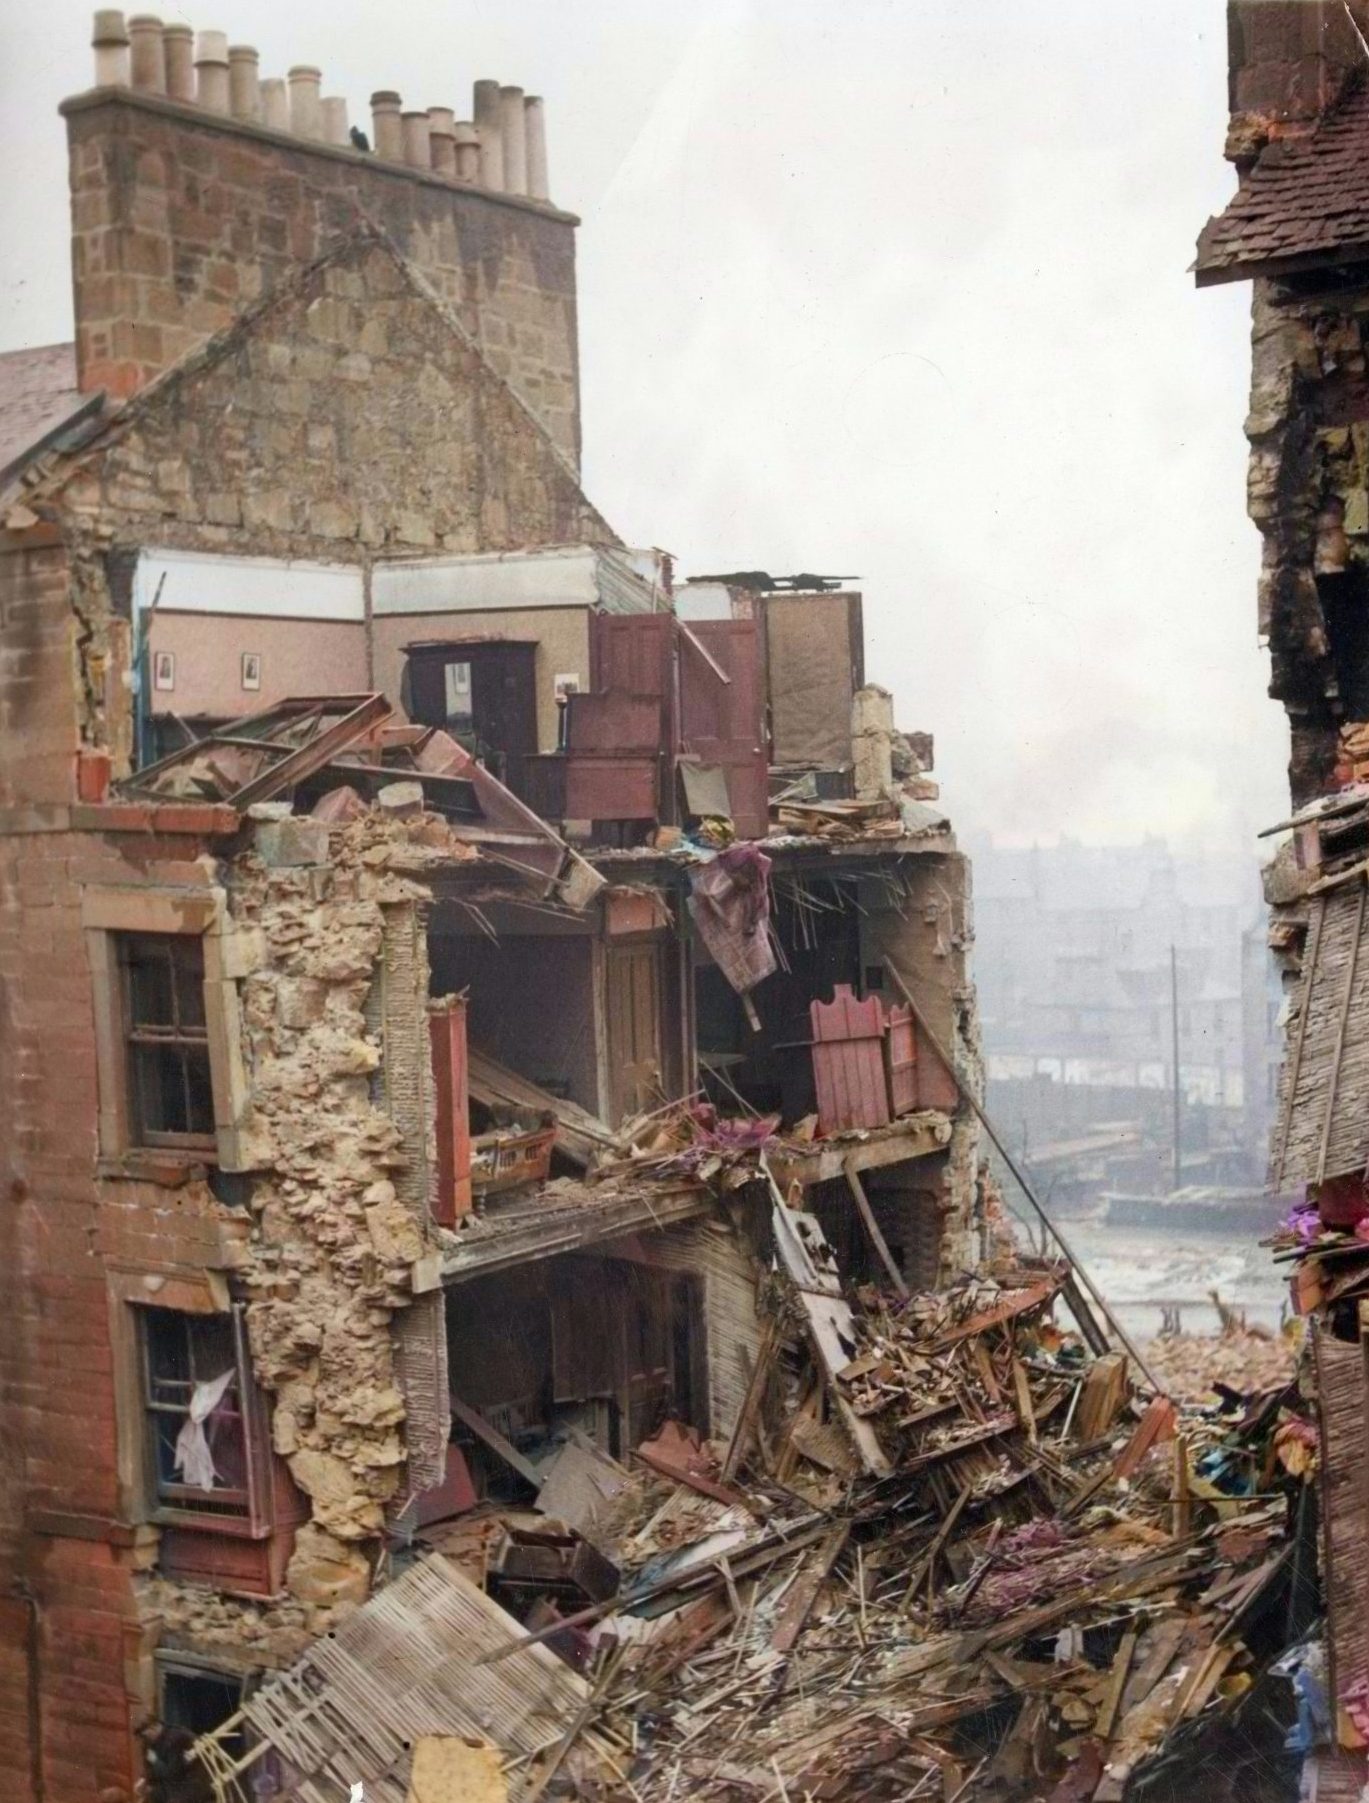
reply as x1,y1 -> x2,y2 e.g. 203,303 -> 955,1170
450,1395 -> 542,1489
843,1159 -> 910,1297
761,1152 -> 893,1478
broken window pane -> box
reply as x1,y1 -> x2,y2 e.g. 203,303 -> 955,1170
142,1309 -> 250,1515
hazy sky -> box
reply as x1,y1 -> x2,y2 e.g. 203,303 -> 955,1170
0,1 -> 1283,861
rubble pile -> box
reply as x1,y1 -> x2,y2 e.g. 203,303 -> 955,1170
198,1248 -> 1317,1803
571,1273 -> 1309,1803
1140,1323 -> 1298,1404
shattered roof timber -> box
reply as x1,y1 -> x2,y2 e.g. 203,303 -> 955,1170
118,693 -> 392,806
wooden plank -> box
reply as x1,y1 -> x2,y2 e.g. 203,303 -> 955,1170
761,1155 -> 892,1477
721,1316 -> 781,1483
467,1047 -> 616,1169
844,1160 -> 910,1297
1096,1624 -> 1139,1742
771,1525 -> 850,1653
765,1110 -> 953,1189
1319,879 -> 1369,1182
450,1395 -> 541,1489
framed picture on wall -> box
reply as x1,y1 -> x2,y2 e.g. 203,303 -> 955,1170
241,652 -> 262,692
153,650 -> 175,692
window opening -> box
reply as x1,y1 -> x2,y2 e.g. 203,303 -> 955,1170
119,933 -> 214,1146
142,1308 -> 250,1520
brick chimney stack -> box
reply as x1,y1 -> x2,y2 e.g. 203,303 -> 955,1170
63,11 -> 581,464
1225,0 -> 1369,162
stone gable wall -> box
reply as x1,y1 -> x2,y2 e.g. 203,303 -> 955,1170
65,91 -> 582,464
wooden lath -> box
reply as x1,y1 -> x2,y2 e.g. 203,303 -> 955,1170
119,692 -> 392,806
1271,877 -> 1369,1187
193,1554 -> 592,1803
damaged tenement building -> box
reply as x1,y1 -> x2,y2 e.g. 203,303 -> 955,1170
1196,0 -> 1369,1795
0,20 -> 987,1801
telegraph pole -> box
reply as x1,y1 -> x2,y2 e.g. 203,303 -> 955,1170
1170,943 -> 1182,1194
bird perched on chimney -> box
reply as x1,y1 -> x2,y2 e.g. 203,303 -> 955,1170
350,125 -> 370,152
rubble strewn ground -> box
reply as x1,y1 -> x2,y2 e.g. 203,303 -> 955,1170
1139,1323 -> 1298,1405
200,1240 -> 1318,1803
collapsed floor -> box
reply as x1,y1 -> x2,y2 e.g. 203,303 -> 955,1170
186,1157 -> 1321,1803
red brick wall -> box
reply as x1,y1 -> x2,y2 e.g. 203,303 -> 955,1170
0,822 -> 233,1803
63,90 -> 581,463
0,540 -> 76,810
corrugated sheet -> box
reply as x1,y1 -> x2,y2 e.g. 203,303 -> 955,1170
239,1554 -> 589,1802
1271,885 -> 1369,1186
1315,1326 -> 1369,1708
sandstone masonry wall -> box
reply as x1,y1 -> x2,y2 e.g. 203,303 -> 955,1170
64,90 -> 583,463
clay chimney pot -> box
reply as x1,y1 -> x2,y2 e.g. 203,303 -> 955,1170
260,76 -> 289,131
228,45 -> 261,121
92,9 -> 131,87
162,21 -> 193,100
127,15 -> 166,94
401,109 -> 431,168
194,30 -> 231,114
472,78 -> 504,190
499,83 -> 527,195
370,89 -> 403,161
321,96 -> 350,146
288,65 -> 323,139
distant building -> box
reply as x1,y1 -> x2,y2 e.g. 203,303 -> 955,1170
973,837 -> 1280,1176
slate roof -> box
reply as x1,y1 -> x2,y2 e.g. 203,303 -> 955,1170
0,342 -> 99,488
1196,81 -> 1369,286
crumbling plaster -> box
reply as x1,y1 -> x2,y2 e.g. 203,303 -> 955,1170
216,809 -> 471,1602
1246,277 -> 1369,800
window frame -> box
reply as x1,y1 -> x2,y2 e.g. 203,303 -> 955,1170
118,931 -> 218,1152
83,886 -> 252,1174
135,1301 -> 277,1540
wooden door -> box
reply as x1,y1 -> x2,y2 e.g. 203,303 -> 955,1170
678,617 -> 769,840
605,942 -> 664,1125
